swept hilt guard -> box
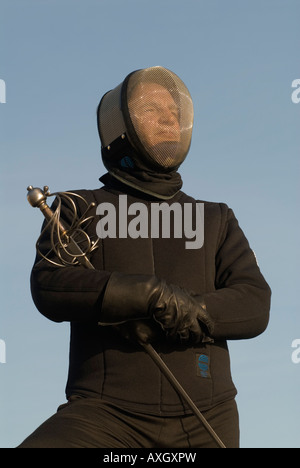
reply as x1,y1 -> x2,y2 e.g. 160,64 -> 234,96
26,185 -> 97,269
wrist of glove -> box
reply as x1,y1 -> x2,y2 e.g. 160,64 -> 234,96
115,320 -> 164,345
99,272 -> 214,344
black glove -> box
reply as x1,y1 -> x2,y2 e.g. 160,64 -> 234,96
99,272 -> 214,344
153,283 -> 214,343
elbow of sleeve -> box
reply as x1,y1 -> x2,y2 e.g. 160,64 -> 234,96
238,282 -> 272,339
235,285 -> 272,340
253,285 -> 271,337
30,272 -> 63,323
206,283 -> 272,341
247,305 -> 270,339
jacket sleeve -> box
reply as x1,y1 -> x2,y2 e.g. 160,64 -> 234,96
30,192 -> 110,323
203,204 -> 271,340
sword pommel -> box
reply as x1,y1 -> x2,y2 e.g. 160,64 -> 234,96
27,186 -> 50,208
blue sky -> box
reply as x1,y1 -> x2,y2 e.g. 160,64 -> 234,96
0,0 -> 299,448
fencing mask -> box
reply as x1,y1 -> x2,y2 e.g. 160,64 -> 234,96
97,66 -> 194,197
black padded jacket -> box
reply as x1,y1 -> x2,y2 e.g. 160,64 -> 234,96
30,178 -> 271,415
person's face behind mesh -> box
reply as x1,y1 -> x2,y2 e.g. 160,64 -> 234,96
128,82 -> 181,155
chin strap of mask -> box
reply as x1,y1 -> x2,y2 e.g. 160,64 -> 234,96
26,185 -> 226,449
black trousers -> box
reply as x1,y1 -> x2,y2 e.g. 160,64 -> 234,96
18,397 -> 239,449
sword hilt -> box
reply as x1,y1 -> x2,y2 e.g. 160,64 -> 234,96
27,185 -> 96,269
27,185 -> 69,237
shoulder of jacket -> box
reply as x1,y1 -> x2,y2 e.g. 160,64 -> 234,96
63,187 -> 112,202
179,192 -> 230,214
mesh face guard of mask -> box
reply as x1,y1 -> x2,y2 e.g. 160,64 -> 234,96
98,66 -> 194,172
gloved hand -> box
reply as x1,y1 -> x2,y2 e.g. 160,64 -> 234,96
153,283 -> 214,343
99,272 -> 214,344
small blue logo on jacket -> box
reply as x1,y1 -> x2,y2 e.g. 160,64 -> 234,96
120,156 -> 135,169
196,354 -> 210,378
